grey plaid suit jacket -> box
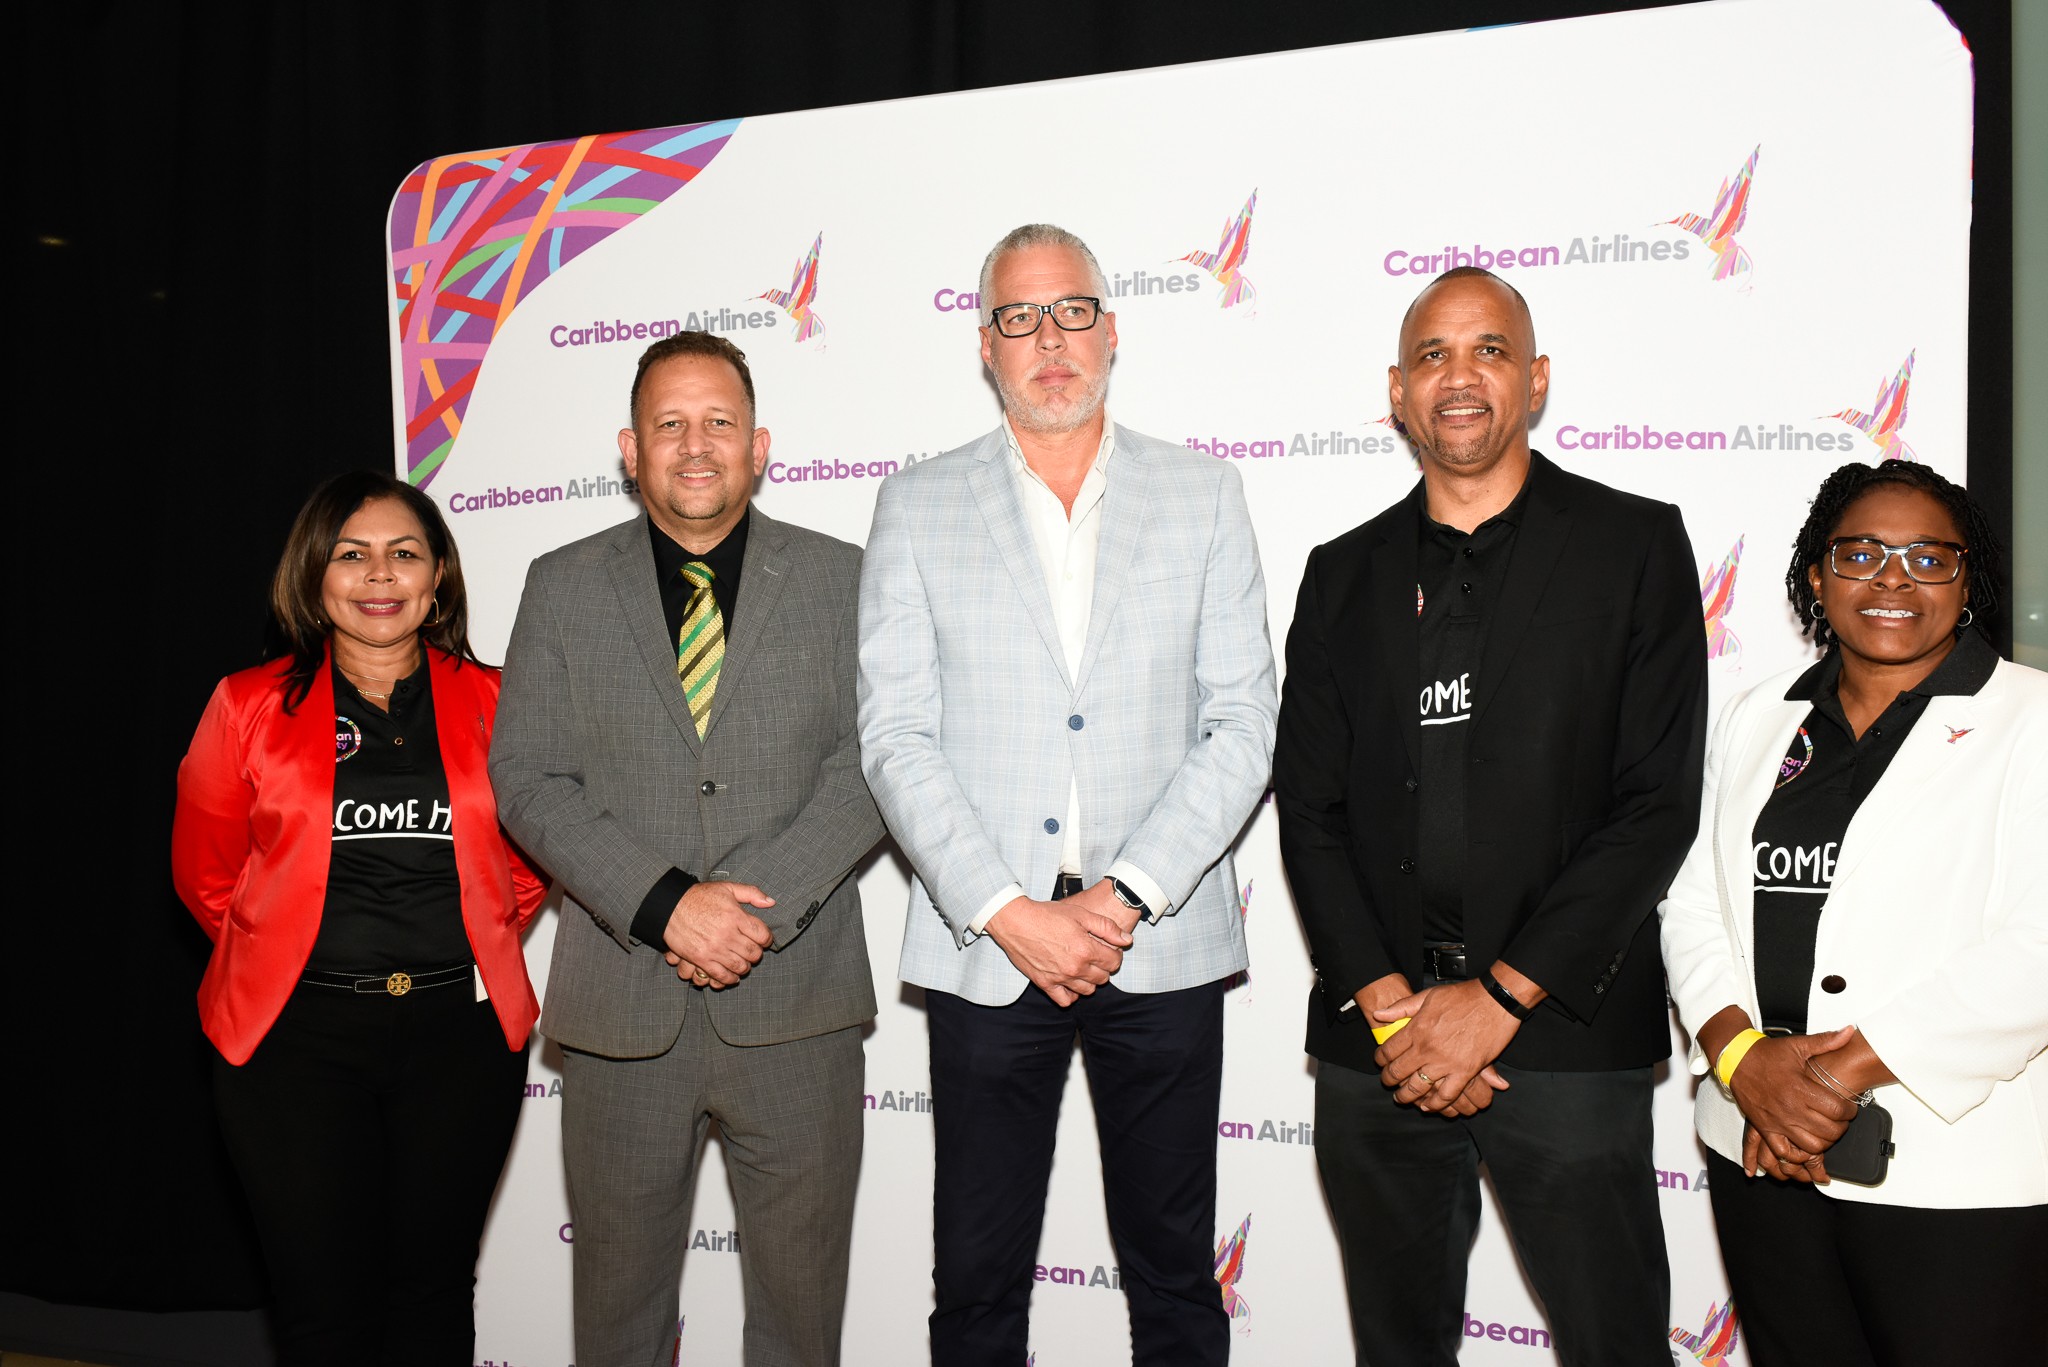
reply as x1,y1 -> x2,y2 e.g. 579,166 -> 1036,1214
492,509 -> 882,1058
858,424 -> 1277,1007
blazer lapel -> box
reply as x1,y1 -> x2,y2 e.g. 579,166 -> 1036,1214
969,443 -> 1073,691
704,510 -> 792,736
1831,690 -> 1982,887
1074,428 -> 1145,695
1473,456 -> 1571,728
1371,484 -> 1425,775
604,520 -> 704,754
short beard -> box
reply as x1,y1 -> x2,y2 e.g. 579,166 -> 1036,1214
996,358 -> 1110,435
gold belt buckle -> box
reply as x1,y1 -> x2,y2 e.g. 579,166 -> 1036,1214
385,971 -> 413,996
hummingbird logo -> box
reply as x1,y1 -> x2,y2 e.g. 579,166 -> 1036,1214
1944,725 -> 1974,744
1700,535 -> 1744,665
1213,1213 -> 1252,1325
1176,190 -> 1258,312
1669,1298 -> 1740,1366
1662,147 -> 1759,285
1825,351 -> 1916,462
757,232 -> 826,346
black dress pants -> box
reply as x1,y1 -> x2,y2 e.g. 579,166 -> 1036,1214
1705,1149 -> 2048,1367
1315,1057 -> 1671,1367
926,978 -> 1229,1367
212,979 -> 528,1367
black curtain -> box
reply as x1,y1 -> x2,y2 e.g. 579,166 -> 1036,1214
9,0 -> 2009,1342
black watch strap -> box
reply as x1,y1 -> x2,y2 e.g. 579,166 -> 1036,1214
1480,969 -> 1533,1021
1110,877 -> 1151,918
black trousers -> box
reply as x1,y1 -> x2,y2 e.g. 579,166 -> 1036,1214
1705,1149 -> 2048,1367
926,978 -> 1229,1367
1315,1058 -> 1670,1367
212,978 -> 528,1367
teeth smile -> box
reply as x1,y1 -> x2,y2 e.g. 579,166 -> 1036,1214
1861,609 -> 1915,618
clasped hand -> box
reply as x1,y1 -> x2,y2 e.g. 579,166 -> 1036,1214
1373,979 -> 1515,1117
1731,1026 -> 1859,1184
985,880 -> 1137,1008
661,880 -> 774,988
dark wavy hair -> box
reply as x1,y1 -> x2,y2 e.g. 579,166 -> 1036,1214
268,470 -> 479,710
1785,459 -> 2004,648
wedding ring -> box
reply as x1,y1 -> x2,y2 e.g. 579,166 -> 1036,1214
1415,1070 -> 1435,1087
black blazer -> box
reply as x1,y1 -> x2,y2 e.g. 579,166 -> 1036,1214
1275,453 -> 1708,1073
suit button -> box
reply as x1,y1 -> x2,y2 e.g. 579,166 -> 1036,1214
1399,858 -> 1415,874
1404,778 -> 1419,792
1821,975 -> 1847,994
700,780 -> 716,796
1044,818 -> 1060,834
1068,714 -> 1084,731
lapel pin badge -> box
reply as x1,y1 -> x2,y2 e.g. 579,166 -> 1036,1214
1943,725 -> 1973,745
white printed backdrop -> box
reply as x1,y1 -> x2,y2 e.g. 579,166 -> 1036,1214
385,2 -> 1972,1362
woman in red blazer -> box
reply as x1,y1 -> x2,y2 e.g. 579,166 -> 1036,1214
173,471 -> 547,1367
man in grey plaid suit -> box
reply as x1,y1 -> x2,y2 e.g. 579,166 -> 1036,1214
858,225 -> 1277,1366
492,331 -> 883,1367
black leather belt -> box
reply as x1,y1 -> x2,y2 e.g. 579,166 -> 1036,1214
1422,942 -> 1469,982
300,962 -> 473,997
1050,873 -> 1086,901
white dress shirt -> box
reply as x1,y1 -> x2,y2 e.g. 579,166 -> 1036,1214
965,414 -> 1171,935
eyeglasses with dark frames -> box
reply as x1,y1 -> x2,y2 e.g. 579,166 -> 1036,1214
987,297 -> 1103,338
1825,537 -> 1968,585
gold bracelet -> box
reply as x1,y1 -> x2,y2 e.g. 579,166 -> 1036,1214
1714,1028 -> 1768,1089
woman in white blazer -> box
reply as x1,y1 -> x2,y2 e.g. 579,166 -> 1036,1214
1661,460 -> 2046,1366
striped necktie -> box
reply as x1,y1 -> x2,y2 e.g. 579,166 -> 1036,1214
676,561 -> 724,738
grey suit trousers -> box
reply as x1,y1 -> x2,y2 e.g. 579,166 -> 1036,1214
561,1004 -> 865,1367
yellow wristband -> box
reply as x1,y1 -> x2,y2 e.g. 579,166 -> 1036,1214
1714,1028 -> 1768,1089
1370,1016 -> 1412,1046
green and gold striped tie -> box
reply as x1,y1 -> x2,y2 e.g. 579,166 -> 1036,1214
676,561 -> 724,738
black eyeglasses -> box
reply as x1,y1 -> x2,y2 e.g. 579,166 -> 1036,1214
987,296 -> 1103,338
1826,537 -> 1968,585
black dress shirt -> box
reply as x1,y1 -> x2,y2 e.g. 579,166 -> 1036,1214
308,660 -> 469,972
1749,630 -> 1997,1031
1413,479 -> 1531,943
631,512 -> 751,948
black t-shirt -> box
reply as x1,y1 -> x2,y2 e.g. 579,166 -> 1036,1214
306,661 -> 470,973
1749,631 -> 1997,1031
1414,480 -> 1529,942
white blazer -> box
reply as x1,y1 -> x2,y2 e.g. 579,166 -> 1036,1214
1660,655 -> 2048,1208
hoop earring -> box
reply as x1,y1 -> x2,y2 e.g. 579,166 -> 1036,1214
425,596 -> 446,628
1957,606 -> 1975,630
1808,602 -> 1826,621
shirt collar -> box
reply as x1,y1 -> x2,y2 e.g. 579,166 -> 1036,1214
649,507 -> 750,583
1783,627 -> 1999,702
1001,411 -> 1117,485
1421,461 -> 1533,540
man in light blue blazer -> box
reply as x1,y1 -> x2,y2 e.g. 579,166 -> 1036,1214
858,224 -> 1277,1366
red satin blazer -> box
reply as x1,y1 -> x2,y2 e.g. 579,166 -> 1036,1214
172,647 -> 546,1065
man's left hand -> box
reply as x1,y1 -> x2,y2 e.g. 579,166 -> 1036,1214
1374,980 -> 1521,1113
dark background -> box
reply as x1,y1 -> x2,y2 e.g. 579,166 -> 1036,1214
7,0 -> 2012,1355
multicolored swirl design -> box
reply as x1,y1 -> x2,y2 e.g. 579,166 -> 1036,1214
1700,535 -> 1743,664
1177,190 -> 1258,311
389,120 -> 739,489
757,232 -> 826,344
1213,1213 -> 1251,1323
1669,1297 -> 1741,1366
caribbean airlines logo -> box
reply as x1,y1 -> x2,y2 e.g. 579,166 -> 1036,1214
1670,1298 -> 1741,1365
757,232 -> 826,346
1175,190 -> 1258,313
1660,146 -> 1760,285
1700,536 -> 1744,666
1825,351 -> 1916,462
1213,1214 -> 1251,1329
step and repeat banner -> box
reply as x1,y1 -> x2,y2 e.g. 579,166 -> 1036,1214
386,1 -> 1971,1361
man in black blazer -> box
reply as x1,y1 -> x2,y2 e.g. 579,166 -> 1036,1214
1275,268 -> 1707,1366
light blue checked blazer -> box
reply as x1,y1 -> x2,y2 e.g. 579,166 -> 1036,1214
858,424 -> 1277,1006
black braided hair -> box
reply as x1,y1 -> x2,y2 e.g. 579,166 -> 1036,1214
1785,460 -> 2004,647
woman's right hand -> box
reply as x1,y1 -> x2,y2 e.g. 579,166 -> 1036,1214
1729,1027 -> 1859,1179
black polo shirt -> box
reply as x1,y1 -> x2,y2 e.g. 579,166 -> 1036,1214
630,511 -> 751,948
308,661 -> 470,973
1414,478 -> 1531,943
1750,630 -> 1997,1031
